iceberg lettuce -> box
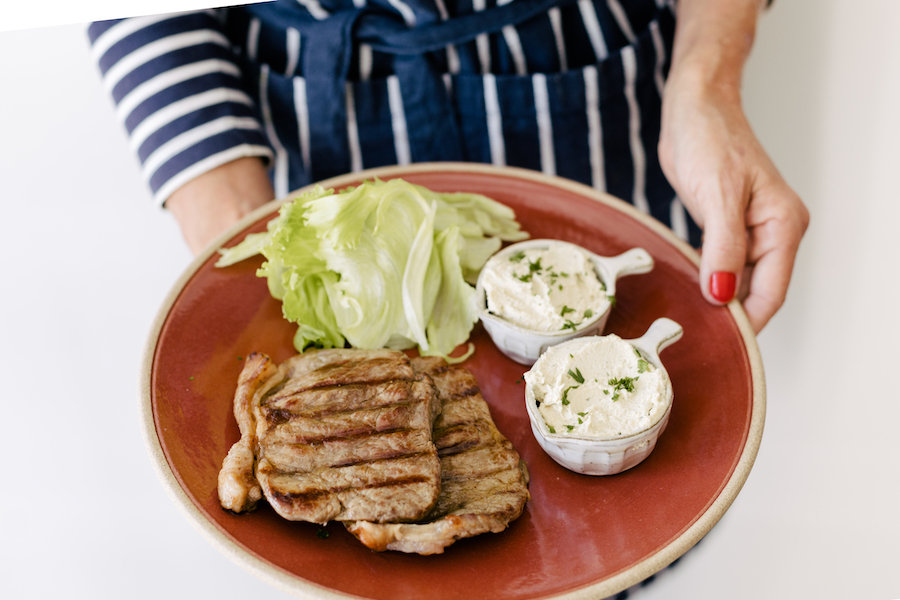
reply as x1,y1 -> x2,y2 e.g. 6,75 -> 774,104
216,178 -> 528,359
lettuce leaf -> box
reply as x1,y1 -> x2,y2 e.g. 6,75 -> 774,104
422,225 -> 478,362
215,178 -> 528,358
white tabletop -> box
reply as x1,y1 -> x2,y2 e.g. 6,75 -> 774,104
2,5 -> 899,599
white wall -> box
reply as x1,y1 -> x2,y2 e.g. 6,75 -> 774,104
0,1 -> 897,598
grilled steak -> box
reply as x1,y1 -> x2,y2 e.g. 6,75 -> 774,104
217,349 -> 443,524
345,356 -> 531,555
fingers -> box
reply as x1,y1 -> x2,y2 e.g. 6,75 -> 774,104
686,175 -> 808,333
740,189 -> 809,332
657,60 -> 809,332
741,248 -> 793,333
696,197 -> 749,308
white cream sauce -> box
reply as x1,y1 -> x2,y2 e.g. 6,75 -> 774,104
481,244 -> 609,332
525,334 -> 669,439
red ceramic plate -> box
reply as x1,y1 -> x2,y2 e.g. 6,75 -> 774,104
141,164 -> 764,600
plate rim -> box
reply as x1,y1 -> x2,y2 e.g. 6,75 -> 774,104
140,162 -> 766,600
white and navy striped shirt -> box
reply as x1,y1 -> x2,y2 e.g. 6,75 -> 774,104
88,0 -> 699,246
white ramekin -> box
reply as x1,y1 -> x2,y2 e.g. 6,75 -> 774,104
524,318 -> 683,476
475,239 -> 654,365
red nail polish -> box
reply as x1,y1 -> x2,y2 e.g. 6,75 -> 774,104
710,272 -> 736,303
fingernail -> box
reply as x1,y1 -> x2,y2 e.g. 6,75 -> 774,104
710,272 -> 736,303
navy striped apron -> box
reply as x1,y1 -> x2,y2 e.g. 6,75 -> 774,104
222,0 -> 702,248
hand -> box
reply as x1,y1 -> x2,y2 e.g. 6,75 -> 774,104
661,0 -> 809,333
165,156 -> 275,255
659,73 -> 809,333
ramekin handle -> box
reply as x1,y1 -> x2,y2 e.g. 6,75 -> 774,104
605,248 -> 654,278
630,318 -> 683,360
593,247 -> 654,297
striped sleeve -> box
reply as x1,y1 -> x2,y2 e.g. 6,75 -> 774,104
88,12 -> 274,206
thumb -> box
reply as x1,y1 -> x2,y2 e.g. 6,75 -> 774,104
698,206 -> 748,306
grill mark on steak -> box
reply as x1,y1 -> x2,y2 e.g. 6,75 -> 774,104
263,429 -> 435,472
263,399 -> 425,429
430,371 -> 480,400
433,395 -> 493,431
218,348 -> 442,525
264,379 -> 414,415
268,473 -> 437,501
264,380 -> 432,423
443,386 -> 480,399
262,401 -> 435,444
428,471 -> 529,519
277,355 -> 416,394
409,355 -> 449,374
264,478 -> 442,524
281,348 -> 408,375
267,427 -> 425,450
258,450 -> 442,524
258,453 -> 440,490
432,421 -> 494,454
345,357 -> 530,554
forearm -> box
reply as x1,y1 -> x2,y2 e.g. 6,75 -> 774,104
668,0 -> 767,99
166,157 -> 275,255
661,0 -> 768,209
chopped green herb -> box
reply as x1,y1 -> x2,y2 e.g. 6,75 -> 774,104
516,273 -> 533,283
561,320 -> 579,331
558,285 -> 563,291
562,385 -> 579,405
607,294 -> 617,308
560,272 -> 569,278
568,368 -> 585,384
316,528 -> 330,539
603,389 -> 609,395
237,356 -> 243,360
189,376 -> 194,381
577,418 -> 583,424
578,412 -> 588,417
566,425 -> 575,432
528,258 -> 543,273
548,425 -> 556,434
509,251 -> 526,262
583,309 -> 593,319
608,376 -> 639,402
560,305 -> 575,316
609,376 -> 638,392
637,359 -> 651,373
